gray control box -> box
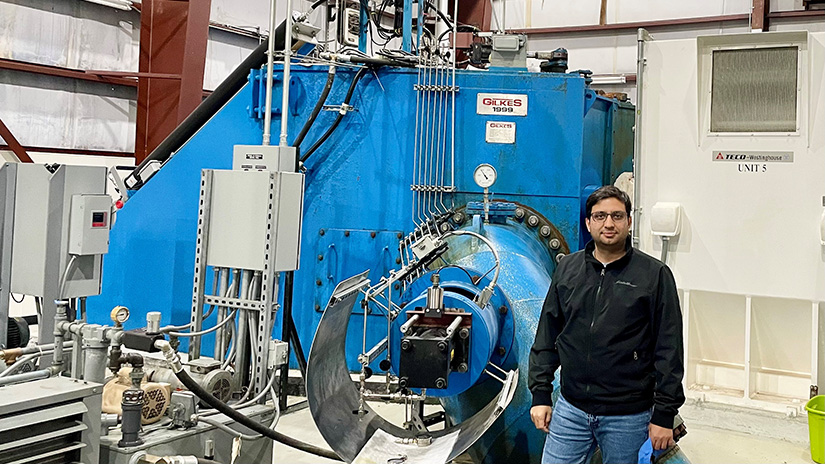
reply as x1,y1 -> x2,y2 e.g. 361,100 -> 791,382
9,164 -> 108,298
206,170 -> 304,272
233,145 -> 296,172
69,194 -> 111,255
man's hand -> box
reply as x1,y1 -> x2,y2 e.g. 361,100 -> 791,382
648,423 -> 675,450
530,406 -> 552,433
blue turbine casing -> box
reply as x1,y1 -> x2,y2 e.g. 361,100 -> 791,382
87,64 -> 634,464
433,219 -> 556,463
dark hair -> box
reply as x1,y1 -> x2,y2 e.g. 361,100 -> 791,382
585,186 -> 632,217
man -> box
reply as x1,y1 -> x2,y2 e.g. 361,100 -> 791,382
528,186 -> 684,464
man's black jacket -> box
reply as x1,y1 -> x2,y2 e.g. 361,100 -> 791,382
528,240 -> 685,428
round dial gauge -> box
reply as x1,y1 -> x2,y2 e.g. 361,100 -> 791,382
110,306 -> 130,324
473,163 -> 497,189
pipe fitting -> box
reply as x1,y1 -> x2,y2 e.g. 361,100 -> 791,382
155,339 -> 184,373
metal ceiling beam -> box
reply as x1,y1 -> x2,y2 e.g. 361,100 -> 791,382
0,144 -> 133,159
509,13 -> 751,35
0,119 -> 33,163
0,58 -> 136,87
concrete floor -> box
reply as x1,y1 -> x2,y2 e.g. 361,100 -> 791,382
267,398 -> 817,464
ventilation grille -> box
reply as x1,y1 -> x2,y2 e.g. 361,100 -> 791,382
0,400 -> 88,464
710,46 -> 799,132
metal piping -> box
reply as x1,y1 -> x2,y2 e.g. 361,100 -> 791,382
263,0 -> 278,146
0,367 -> 56,386
632,28 -> 650,248
279,0 -> 295,147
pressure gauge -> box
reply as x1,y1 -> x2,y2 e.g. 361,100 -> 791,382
473,163 -> 497,189
110,306 -> 130,325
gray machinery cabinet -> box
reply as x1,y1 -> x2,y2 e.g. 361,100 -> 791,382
0,376 -> 102,464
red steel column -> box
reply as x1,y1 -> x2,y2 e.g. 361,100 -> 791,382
135,0 -> 211,164
752,0 -> 770,31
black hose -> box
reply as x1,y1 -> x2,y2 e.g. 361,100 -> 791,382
300,67 -> 369,163
292,68 -> 336,148
173,368 -> 342,461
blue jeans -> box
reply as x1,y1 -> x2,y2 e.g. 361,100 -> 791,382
541,394 -> 651,464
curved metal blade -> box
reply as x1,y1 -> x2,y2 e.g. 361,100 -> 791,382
306,271 -> 517,463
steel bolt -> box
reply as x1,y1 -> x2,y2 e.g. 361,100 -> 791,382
527,215 -> 540,227
452,212 -> 465,224
498,346 -> 506,356
399,378 -> 408,388
437,341 -> 448,352
457,363 -> 468,373
370,231 -> 376,238
555,253 -> 566,263
319,229 -> 325,236
440,223 -> 451,233
397,232 -> 404,239
540,225 -> 552,237
396,257 -> 402,264
315,304 -> 321,311
549,238 -> 561,250
394,283 -> 401,290
316,279 -> 323,286
401,340 -> 412,351
499,305 -> 508,315
435,378 -> 446,389
318,254 -> 324,261
459,328 -> 470,339
344,230 -> 350,237
514,208 -> 525,220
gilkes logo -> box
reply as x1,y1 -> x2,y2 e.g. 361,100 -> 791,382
482,97 -> 523,107
489,123 -> 512,128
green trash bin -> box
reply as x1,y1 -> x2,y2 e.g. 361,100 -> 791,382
807,395 -> 824,464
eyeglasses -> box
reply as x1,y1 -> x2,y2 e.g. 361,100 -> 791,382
589,211 -> 627,223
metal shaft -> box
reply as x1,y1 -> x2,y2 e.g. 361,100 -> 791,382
445,316 -> 463,340
399,315 -> 420,334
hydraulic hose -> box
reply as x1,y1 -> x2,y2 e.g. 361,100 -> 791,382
300,67 -> 369,163
156,341 -> 341,461
292,66 -> 337,149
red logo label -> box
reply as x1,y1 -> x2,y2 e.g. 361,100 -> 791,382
482,98 -> 523,107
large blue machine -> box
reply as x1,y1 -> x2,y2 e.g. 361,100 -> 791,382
88,64 -> 635,462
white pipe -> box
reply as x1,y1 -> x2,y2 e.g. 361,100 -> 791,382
632,28 -> 650,247
263,0 -> 278,146
450,0 -> 458,191
279,0 -> 295,147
